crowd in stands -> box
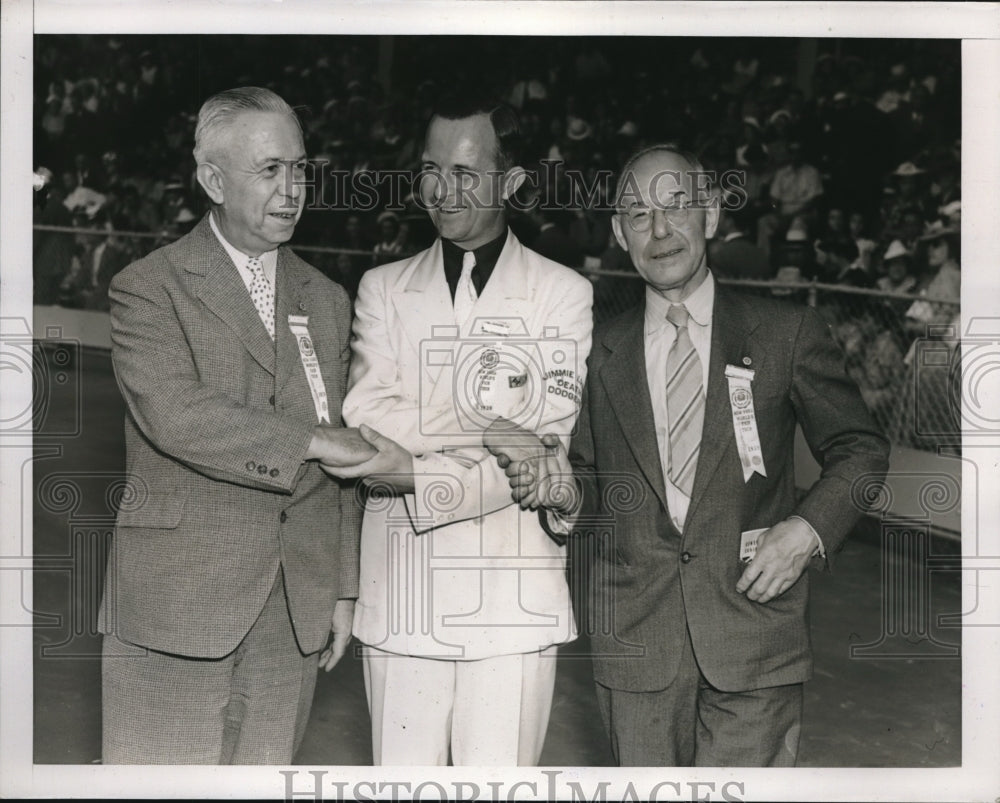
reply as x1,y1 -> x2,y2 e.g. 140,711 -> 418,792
33,35 -> 962,446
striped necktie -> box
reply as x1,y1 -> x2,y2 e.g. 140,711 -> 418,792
247,256 -> 275,340
665,304 -> 704,498
453,249 -> 477,326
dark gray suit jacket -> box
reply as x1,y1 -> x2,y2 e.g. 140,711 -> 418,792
101,215 -> 361,658
566,284 -> 890,693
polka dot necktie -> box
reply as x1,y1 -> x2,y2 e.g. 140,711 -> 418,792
665,304 -> 704,498
247,256 -> 275,340
453,249 -> 477,327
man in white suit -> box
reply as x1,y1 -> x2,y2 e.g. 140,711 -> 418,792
323,94 -> 593,765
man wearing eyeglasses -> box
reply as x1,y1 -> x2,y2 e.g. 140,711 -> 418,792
486,144 -> 889,766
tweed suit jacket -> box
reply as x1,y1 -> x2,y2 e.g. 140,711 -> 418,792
566,282 -> 890,693
101,214 -> 361,658
342,232 -> 593,660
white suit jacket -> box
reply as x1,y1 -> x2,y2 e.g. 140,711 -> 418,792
343,231 -> 594,659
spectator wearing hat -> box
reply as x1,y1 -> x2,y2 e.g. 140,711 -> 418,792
883,204 -> 927,257
554,116 -> 595,169
882,162 -> 933,234
372,210 -> 405,267
769,142 -> 824,218
938,199 -> 960,229
770,217 -> 816,290
875,239 -> 919,326
876,239 -> 918,295
904,221 -> 960,336
757,141 -> 823,260
891,221 -> 962,448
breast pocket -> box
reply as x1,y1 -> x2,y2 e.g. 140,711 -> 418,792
116,489 -> 189,529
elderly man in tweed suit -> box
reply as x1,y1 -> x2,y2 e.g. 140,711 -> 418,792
100,87 -> 372,764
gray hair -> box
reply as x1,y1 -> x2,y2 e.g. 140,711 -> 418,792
614,143 -> 710,209
193,86 -> 302,165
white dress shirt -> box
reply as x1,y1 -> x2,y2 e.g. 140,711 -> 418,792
209,211 -> 277,289
644,272 -> 714,532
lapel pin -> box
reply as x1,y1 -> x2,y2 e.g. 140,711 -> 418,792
298,301 -> 307,311
742,356 -> 752,366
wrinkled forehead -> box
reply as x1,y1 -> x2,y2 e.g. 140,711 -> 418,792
616,152 -> 706,209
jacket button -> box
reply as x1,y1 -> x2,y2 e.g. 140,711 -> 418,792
269,395 -> 275,406
270,468 -> 279,477
280,511 -> 288,523
246,461 -> 256,471
680,551 -> 692,563
257,464 -> 268,474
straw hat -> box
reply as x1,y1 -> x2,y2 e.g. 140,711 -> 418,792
883,239 -> 911,261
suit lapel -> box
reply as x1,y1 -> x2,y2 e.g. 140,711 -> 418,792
686,287 -> 759,525
599,306 -> 670,514
187,216 -> 276,376
391,240 -> 455,392
275,249 -> 311,395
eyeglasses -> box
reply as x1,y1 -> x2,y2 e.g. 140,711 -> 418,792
618,203 -> 690,233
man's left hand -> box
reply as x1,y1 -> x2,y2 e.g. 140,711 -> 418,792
736,518 -> 817,603
319,599 -> 355,672
318,424 -> 415,494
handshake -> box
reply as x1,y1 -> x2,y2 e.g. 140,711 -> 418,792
307,425 -> 379,468
482,417 -> 581,517
306,418 -> 580,509
308,424 -> 417,494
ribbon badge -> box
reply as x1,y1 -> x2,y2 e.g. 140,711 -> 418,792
725,364 -> 766,482
288,314 -> 330,424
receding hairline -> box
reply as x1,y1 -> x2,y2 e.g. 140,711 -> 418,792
615,144 -> 708,208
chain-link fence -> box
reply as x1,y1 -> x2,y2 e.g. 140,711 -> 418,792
34,223 -> 960,453
588,267 -> 961,453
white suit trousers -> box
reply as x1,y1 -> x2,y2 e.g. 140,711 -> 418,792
362,645 -> 558,766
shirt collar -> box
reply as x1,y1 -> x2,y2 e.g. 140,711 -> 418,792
441,228 -> 509,298
209,211 -> 278,280
644,270 -> 715,334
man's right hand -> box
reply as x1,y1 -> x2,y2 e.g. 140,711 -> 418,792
483,418 -> 579,514
306,426 -> 378,467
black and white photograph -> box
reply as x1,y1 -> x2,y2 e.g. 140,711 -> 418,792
1,1 -> 998,800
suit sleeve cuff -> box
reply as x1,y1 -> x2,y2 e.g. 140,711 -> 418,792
788,514 -> 826,558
